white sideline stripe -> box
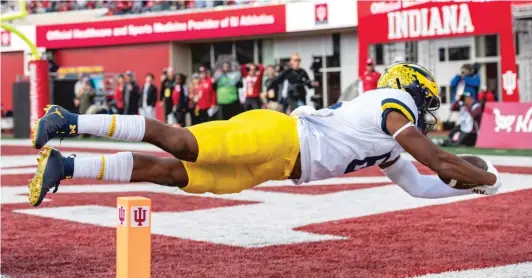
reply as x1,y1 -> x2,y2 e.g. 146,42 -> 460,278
2,139 -> 532,167
0,152 -> 111,169
413,261 -> 532,278
1,139 -> 162,152
1,167 -> 37,175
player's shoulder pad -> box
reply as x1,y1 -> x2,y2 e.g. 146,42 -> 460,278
378,89 -> 418,135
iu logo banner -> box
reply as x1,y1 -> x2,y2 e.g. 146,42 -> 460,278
131,206 -> 150,227
477,102 -> 532,149
315,3 -> 328,25
502,70 -> 517,96
117,205 -> 126,226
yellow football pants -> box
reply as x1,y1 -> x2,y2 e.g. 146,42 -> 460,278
181,109 -> 300,194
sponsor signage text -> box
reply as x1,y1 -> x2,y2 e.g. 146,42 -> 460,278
476,102 -> 532,149
36,5 -> 286,48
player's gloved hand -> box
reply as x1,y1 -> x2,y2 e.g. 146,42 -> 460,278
470,160 -> 502,195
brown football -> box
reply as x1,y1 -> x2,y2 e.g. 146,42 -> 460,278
438,155 -> 488,190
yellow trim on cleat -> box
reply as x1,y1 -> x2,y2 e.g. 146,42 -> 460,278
43,104 -> 52,113
31,118 -> 40,148
28,146 -> 53,206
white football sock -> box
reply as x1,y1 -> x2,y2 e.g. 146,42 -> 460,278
73,152 -> 134,182
78,114 -> 145,142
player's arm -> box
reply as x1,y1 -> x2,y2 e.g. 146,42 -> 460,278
379,155 -> 471,198
385,111 -> 497,186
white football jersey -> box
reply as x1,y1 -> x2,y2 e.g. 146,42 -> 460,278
295,88 -> 419,184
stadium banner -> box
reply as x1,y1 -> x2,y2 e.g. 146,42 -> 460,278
1,25 -> 37,52
36,5 -> 286,49
357,0 -> 519,102
476,102 -> 532,149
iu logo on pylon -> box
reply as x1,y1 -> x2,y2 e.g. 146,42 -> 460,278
131,206 -> 150,227
502,70 -> 517,96
117,205 -> 126,226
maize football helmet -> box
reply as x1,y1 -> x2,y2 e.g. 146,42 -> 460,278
377,62 -> 440,134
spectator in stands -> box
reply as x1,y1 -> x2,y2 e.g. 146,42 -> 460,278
75,0 -> 87,10
241,63 -> 264,110
472,62 -> 481,76
450,64 -> 480,102
139,73 -> 157,119
360,58 -> 381,93
195,0 -> 207,8
131,0 -> 144,13
478,85 -> 496,103
113,74 -> 125,114
443,91 -> 482,147
188,77 -> 203,125
26,0 -> 265,14
123,71 -> 140,115
75,78 -> 95,115
267,53 -> 318,113
214,62 -> 242,120
261,65 -> 284,112
198,67 -> 217,121
261,65 -> 279,104
172,73 -> 189,127
478,85 -> 496,112
74,73 -> 86,100
160,67 -> 176,124
115,1 -> 133,14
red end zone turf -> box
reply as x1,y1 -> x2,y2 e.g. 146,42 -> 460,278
2,145 -> 532,278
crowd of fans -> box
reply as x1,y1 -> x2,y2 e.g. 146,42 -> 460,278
74,52 -> 318,128
14,0 -> 281,15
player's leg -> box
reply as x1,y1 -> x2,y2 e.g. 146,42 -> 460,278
28,147 -> 190,206
33,105 -> 299,167
32,105 -> 200,161
28,146 -> 265,206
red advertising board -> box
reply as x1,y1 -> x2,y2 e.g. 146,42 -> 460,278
476,102 -> 532,149
36,5 -> 286,49
357,0 -> 519,102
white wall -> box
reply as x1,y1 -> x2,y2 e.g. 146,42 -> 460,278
170,42 -> 191,76
340,31 -> 358,92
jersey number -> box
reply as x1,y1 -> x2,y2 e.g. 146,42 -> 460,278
344,152 -> 392,174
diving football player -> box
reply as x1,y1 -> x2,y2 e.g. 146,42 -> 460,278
28,63 -> 501,206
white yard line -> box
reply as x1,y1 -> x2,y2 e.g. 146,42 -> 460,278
413,261 -> 532,278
